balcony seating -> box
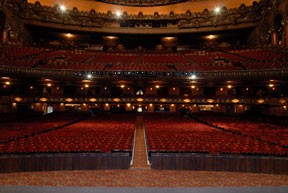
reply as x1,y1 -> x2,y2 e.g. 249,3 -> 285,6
0,46 -> 47,59
1,46 -> 287,71
143,53 -> 189,64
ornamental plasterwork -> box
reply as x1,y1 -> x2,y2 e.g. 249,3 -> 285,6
91,0 -> 190,7
14,0 -> 263,29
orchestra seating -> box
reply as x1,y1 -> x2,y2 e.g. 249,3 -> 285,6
0,112 -> 43,123
0,113 -> 135,154
144,112 -> 288,173
0,111 -> 88,144
144,112 -> 287,155
189,112 -> 288,148
0,111 -> 287,173
0,112 -> 135,172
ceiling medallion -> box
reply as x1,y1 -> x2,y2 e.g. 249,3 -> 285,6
93,0 -> 190,7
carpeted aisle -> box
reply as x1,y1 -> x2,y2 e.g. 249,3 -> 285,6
130,116 -> 150,169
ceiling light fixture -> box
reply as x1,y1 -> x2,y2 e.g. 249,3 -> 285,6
214,7 -> 221,14
60,5 -> 66,12
116,10 -> 121,17
190,74 -> 197,80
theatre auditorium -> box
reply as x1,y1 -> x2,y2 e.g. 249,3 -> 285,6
0,0 -> 288,193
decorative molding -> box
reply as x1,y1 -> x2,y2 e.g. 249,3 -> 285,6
3,0 -> 266,31
6,95 -> 288,106
177,4 -> 261,29
92,0 -> 190,7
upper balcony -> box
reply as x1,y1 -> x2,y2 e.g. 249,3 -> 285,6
8,0 -> 264,34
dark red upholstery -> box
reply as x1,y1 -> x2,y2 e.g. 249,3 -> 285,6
0,113 -> 135,154
144,112 -> 288,155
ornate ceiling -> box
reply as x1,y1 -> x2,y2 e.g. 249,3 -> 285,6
94,0 -> 190,7
28,0 -> 259,14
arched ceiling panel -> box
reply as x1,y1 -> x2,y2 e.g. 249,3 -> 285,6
28,0 -> 259,14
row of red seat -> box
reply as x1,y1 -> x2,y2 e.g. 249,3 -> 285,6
2,46 -> 287,71
108,63 -> 171,71
40,63 -> 105,70
190,112 -> 288,146
236,50 -> 288,61
242,61 -> 288,69
174,63 -> 240,71
0,113 -> 135,153
0,111 -> 88,143
143,112 -> 288,155
0,46 -> 47,59
142,54 -> 189,64
1,111 -> 287,155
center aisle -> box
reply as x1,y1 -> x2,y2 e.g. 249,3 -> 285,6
131,115 -> 150,169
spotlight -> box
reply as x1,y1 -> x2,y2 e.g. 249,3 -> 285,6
87,74 -> 92,79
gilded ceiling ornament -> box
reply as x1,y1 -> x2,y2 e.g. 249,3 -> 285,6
91,0 -> 190,7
